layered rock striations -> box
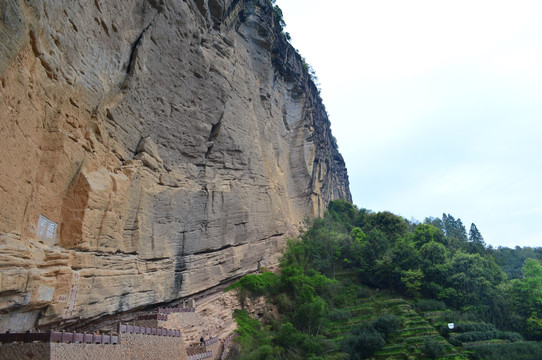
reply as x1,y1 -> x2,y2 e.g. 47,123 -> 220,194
0,0 -> 350,331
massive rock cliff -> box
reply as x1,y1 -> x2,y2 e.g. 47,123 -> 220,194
0,0 -> 350,331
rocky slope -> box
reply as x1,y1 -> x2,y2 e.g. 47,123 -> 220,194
0,0 -> 350,331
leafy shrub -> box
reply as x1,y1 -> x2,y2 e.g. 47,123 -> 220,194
449,330 -> 498,345
273,322 -> 306,349
415,299 -> 446,311
454,322 -> 496,333
498,331 -> 523,342
469,341 -> 542,360
241,344 -> 273,360
227,272 -> 280,296
339,314 -> 400,360
423,338 -> 447,359
340,325 -> 385,360
435,309 -> 459,323
439,324 -> 451,337
328,309 -> 351,322
357,286 -> 372,298
293,296 -> 326,334
234,309 -> 262,339
274,293 -> 294,313
325,353 -> 350,360
449,327 -> 524,346
371,314 -> 402,338
301,336 -> 324,355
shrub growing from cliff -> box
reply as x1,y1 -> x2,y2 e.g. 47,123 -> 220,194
227,272 -> 280,296
268,0 -> 290,40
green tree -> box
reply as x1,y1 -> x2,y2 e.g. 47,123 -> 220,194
357,229 -> 389,281
424,216 -> 443,231
419,241 -> 450,298
442,213 -> 468,242
327,199 -> 358,231
468,223 -> 486,254
510,259 -> 542,313
492,246 -> 542,280
420,241 -> 448,266
392,236 -> 421,274
442,252 -> 506,310
293,293 -> 326,335
401,268 -> 424,298
509,258 -> 542,338
368,211 -> 409,241
350,227 -> 366,243
274,322 -> 306,350
413,223 -> 446,247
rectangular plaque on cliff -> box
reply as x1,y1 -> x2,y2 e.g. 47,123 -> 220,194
36,214 -> 58,245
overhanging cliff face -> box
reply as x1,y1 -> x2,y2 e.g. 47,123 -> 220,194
0,0 -> 350,331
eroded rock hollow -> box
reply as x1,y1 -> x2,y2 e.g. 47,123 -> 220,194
0,0 -> 350,331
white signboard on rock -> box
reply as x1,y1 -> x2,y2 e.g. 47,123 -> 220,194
36,214 -> 58,245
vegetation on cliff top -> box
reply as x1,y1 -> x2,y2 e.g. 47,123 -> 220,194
227,200 -> 542,359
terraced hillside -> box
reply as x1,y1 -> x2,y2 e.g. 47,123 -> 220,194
226,199 -> 542,360
227,267 -> 542,359
325,292 -> 469,360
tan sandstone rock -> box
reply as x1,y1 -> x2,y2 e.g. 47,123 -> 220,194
0,0 -> 350,331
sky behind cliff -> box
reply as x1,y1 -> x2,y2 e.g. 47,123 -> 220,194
276,0 -> 542,248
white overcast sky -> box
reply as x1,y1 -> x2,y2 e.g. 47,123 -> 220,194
275,0 -> 542,248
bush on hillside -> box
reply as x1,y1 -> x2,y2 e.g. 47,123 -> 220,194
415,299 -> 446,311
454,322 -> 496,333
339,314 -> 401,359
423,338 -> 447,359
448,329 -> 522,346
340,325 -> 385,360
371,314 -> 402,338
328,309 -> 351,322
469,341 -> 542,360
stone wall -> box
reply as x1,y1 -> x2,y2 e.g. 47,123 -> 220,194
109,333 -> 187,360
133,318 -> 160,328
134,309 -> 217,344
220,334 -> 236,360
49,343 -> 122,360
0,332 -> 187,360
131,303 -> 232,359
0,343 -> 50,360
205,338 -> 223,360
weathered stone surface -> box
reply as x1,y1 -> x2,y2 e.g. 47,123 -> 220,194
0,0 -> 350,331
